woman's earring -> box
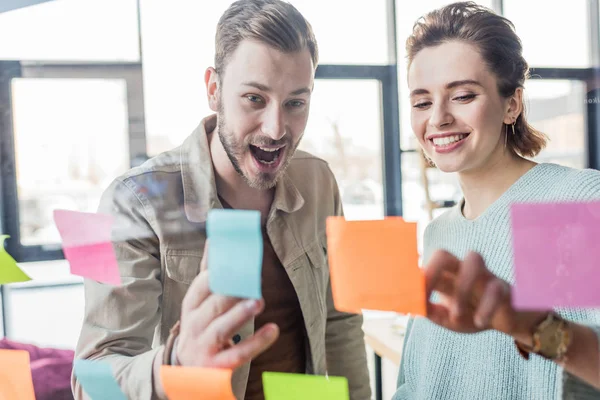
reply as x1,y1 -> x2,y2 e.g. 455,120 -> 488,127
504,123 -> 508,149
512,121 -> 516,136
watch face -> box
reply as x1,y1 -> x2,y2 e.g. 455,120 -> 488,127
538,315 -> 568,359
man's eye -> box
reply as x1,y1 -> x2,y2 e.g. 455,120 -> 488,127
246,95 -> 264,103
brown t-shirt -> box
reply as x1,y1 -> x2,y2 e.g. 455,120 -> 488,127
243,227 -> 306,399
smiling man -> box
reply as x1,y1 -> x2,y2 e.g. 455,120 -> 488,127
71,1 -> 371,400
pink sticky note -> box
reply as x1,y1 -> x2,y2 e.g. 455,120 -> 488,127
53,209 -> 121,285
511,201 -> 600,309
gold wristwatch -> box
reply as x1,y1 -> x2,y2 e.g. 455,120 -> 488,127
514,313 -> 572,362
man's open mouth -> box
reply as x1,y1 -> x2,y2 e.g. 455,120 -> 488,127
249,144 -> 285,165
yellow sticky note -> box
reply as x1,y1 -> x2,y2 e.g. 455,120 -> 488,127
0,350 -> 36,400
160,366 -> 235,400
0,235 -> 31,284
326,217 -> 426,316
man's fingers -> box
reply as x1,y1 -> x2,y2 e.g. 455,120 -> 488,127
200,298 -> 265,351
185,294 -> 247,336
211,323 -> 279,369
200,240 -> 209,272
181,269 -> 211,314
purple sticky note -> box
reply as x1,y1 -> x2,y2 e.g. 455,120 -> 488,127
511,201 -> 600,309
53,209 -> 121,285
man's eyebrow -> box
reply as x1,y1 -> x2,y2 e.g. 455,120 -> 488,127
242,81 -> 311,96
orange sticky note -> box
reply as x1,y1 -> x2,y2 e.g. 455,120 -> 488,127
0,350 -> 36,400
160,366 -> 235,400
326,217 -> 426,316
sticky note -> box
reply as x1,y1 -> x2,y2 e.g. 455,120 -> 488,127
326,217 -> 426,315
73,359 -> 126,400
207,209 -> 262,299
53,209 -> 121,285
161,366 -> 235,400
511,201 -> 600,309
263,372 -> 349,400
0,235 -> 31,284
0,350 -> 36,400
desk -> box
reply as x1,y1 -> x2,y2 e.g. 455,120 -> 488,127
363,317 -> 405,400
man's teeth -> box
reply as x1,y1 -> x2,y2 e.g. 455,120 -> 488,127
257,146 -> 282,152
432,134 -> 467,146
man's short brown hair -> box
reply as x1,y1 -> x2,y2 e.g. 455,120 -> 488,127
215,0 -> 318,78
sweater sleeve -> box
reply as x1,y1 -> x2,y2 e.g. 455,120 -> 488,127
559,168 -> 600,397
560,324 -> 600,399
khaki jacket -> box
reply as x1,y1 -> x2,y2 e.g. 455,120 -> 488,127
72,115 -> 371,400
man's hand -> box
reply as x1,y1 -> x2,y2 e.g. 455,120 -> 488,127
176,241 -> 279,367
153,242 -> 278,399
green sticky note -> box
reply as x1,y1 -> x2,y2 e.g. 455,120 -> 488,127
262,372 -> 349,400
0,235 -> 31,284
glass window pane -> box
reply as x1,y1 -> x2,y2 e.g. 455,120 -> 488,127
0,0 -> 139,62
289,0 -> 389,65
299,80 -> 384,220
11,78 -> 131,246
504,0 -> 590,68
396,1 -> 494,150
525,80 -> 587,169
139,0 -> 227,156
6,260 -> 83,349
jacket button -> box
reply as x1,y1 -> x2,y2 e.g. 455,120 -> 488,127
232,334 -> 241,344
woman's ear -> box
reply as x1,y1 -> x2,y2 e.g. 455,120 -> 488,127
504,87 -> 523,124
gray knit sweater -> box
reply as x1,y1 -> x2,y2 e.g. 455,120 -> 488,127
394,163 -> 600,400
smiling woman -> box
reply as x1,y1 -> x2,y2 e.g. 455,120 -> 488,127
394,2 -> 600,400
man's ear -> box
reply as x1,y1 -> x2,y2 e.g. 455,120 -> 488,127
205,67 -> 220,112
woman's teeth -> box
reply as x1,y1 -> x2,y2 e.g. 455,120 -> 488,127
432,134 -> 467,146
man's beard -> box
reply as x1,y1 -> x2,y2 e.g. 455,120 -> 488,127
216,108 -> 301,190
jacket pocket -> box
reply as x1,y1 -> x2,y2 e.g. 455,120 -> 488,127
164,252 -> 202,284
161,252 -> 202,340
304,241 -> 328,314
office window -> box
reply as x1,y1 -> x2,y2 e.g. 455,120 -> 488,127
0,0 -> 139,62
11,78 -> 130,246
299,80 -> 384,220
4,261 -> 84,349
504,0 -> 590,68
525,80 -> 587,169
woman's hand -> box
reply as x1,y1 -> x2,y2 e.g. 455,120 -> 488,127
424,249 -> 541,337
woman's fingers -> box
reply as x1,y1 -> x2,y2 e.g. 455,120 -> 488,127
474,279 -> 507,329
454,252 -> 486,318
424,250 -> 460,299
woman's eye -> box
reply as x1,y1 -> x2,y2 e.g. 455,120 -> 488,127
454,94 -> 476,101
413,102 -> 431,109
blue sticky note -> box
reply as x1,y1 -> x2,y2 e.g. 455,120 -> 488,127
73,359 -> 127,400
207,209 -> 263,299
